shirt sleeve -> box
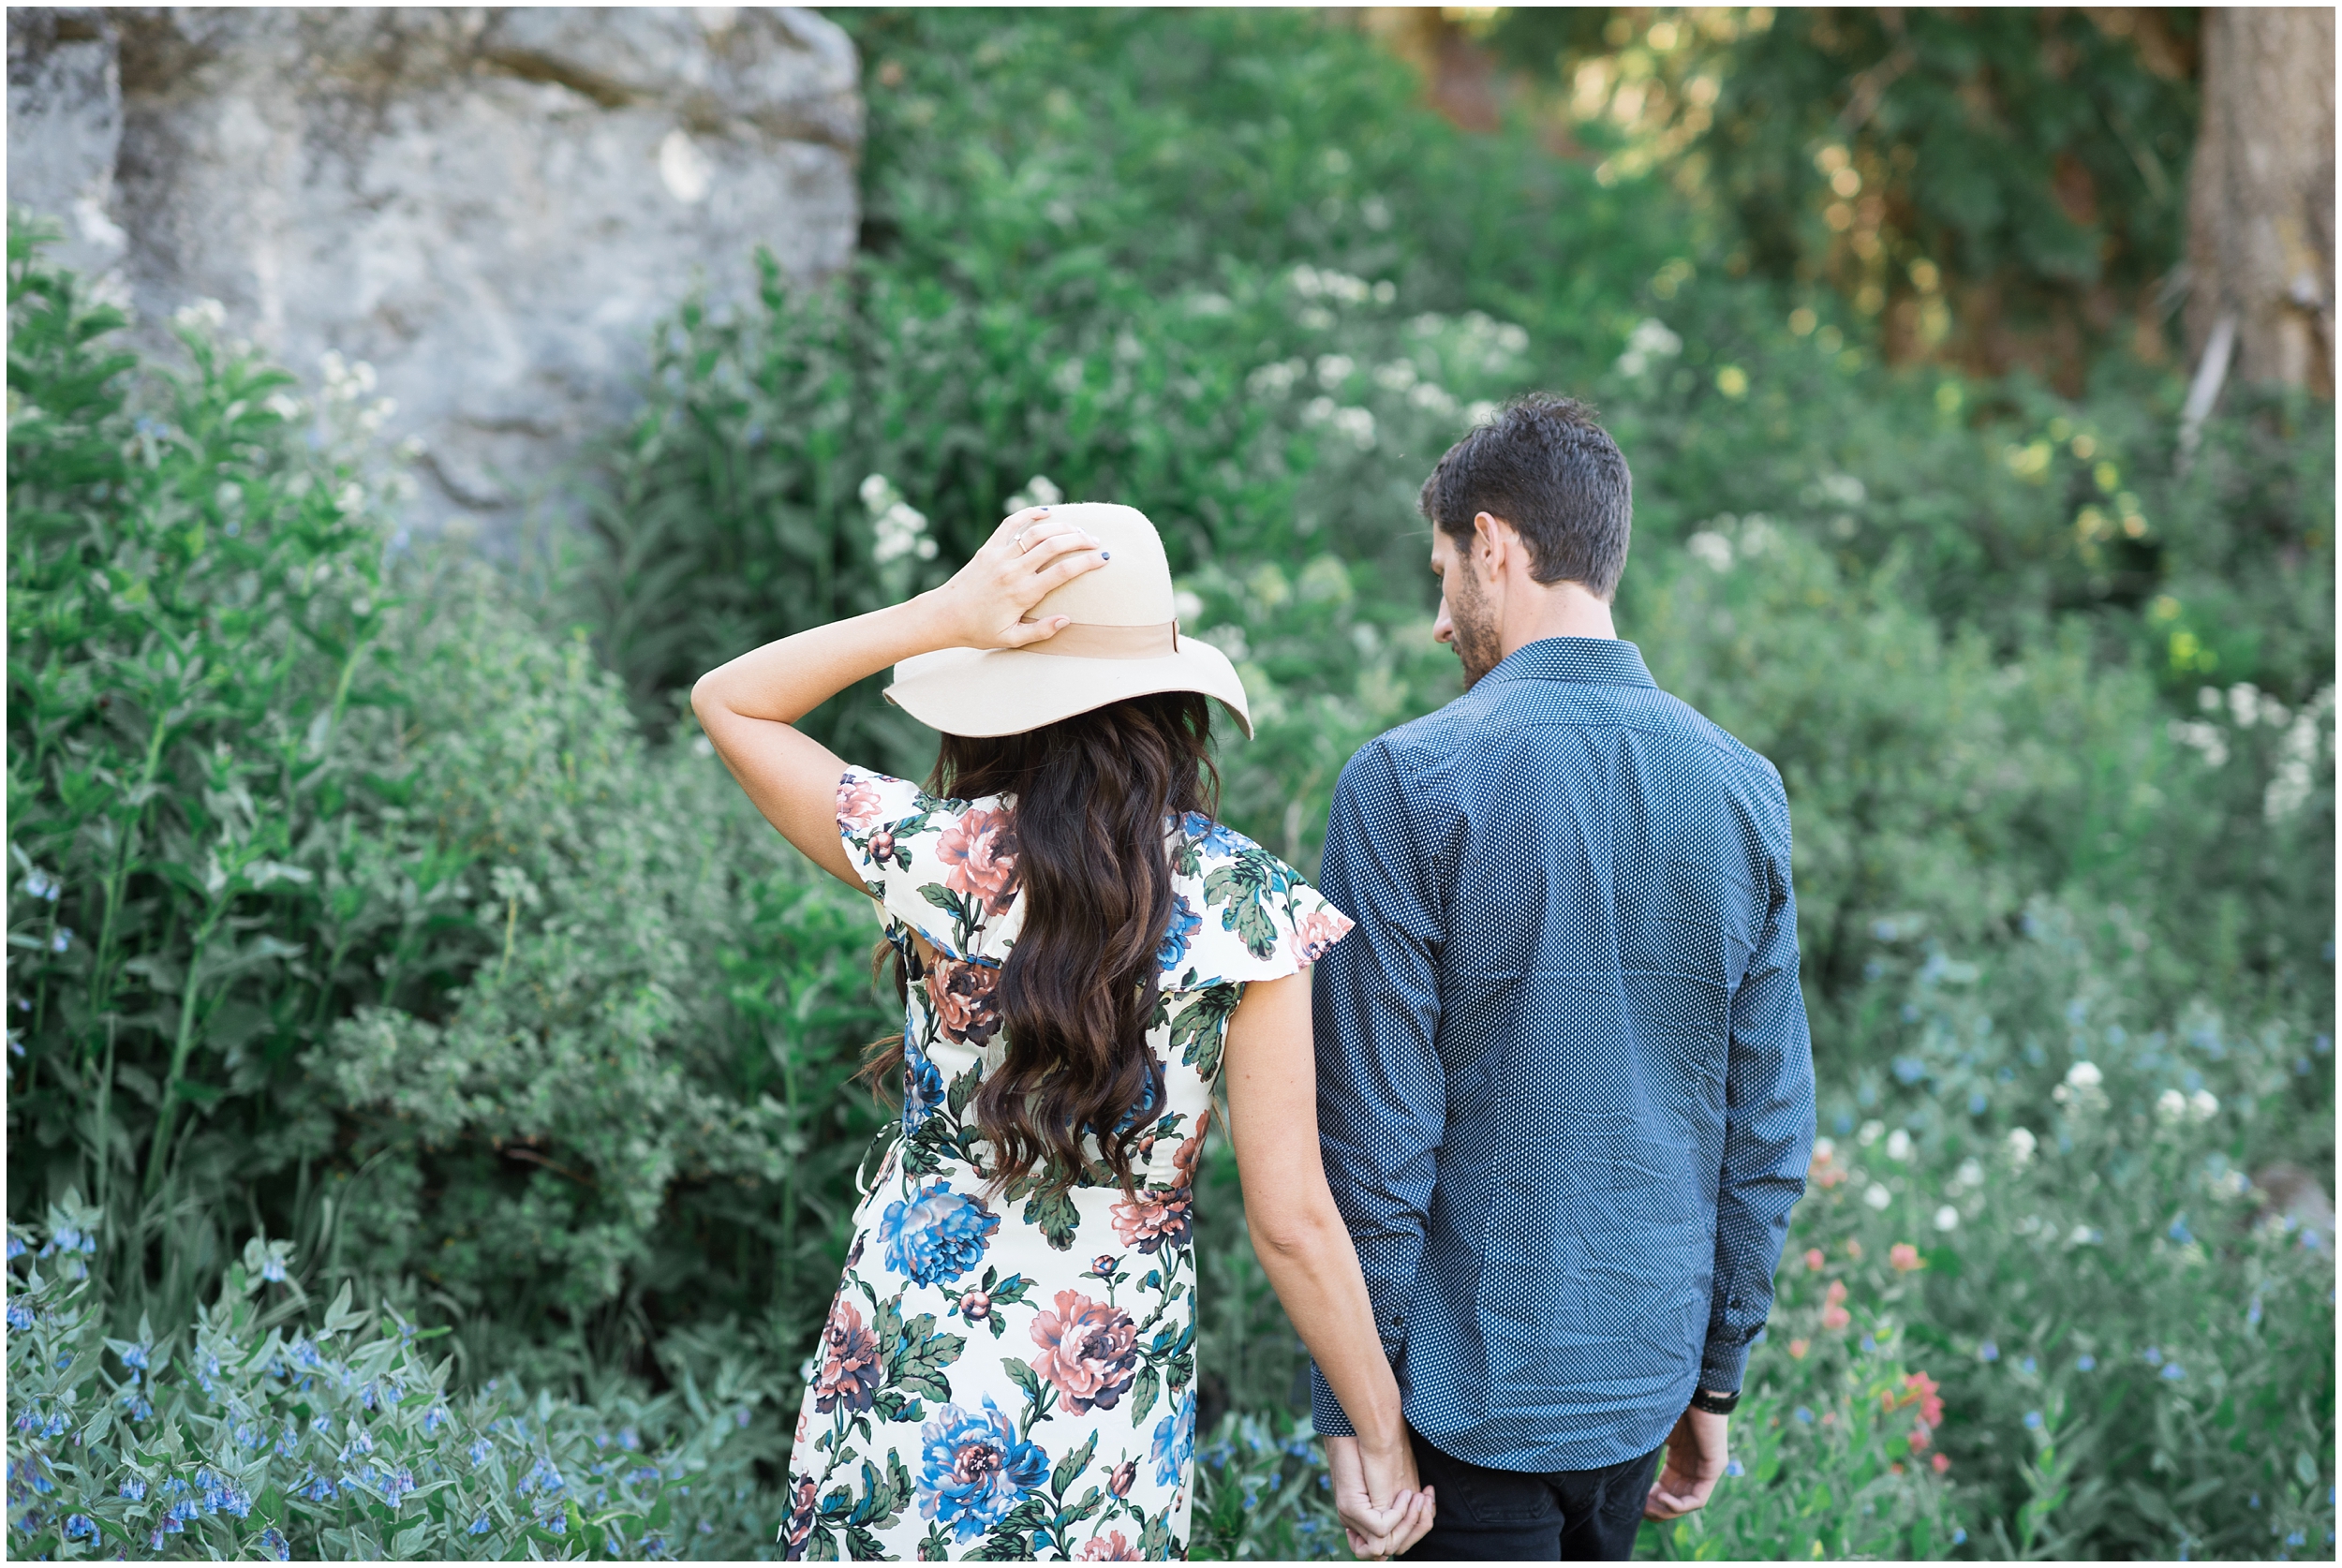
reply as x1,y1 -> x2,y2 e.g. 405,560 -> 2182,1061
833,766 -> 976,959
1701,779 -> 1817,1391
1305,741 -> 1446,1436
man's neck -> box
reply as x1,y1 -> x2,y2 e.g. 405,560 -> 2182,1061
1498,579 -> 1617,661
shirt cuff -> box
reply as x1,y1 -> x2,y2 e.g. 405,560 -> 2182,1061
1699,1334 -> 1753,1393
1308,1364 -> 1356,1437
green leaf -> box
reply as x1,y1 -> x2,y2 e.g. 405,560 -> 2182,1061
1129,1362 -> 1161,1426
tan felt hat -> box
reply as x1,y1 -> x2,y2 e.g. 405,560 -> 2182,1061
883,502 -> 1253,738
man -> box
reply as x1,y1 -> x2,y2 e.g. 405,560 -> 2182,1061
1314,395 -> 1816,1561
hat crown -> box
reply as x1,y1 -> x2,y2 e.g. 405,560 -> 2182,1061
1029,503 -> 1176,628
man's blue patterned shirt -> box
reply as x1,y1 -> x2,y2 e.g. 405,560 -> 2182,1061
1309,637 -> 1816,1472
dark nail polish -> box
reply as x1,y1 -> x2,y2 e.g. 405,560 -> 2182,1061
1100,550 -> 1111,560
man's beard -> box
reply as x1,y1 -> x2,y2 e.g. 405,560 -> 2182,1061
1447,568 -> 1503,687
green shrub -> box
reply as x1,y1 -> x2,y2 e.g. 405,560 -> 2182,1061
5,221 -> 884,1536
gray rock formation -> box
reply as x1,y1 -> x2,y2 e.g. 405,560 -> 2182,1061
8,7 -> 861,543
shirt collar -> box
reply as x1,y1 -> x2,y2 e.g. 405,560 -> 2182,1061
1477,636 -> 1657,691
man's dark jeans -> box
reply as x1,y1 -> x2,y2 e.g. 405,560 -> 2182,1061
1398,1427 -> 1665,1561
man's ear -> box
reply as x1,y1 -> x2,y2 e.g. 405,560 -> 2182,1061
1472,510 -> 1514,575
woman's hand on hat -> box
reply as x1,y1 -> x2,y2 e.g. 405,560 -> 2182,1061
925,507 -> 1109,649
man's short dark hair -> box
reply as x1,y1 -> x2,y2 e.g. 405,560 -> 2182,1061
1416,394 -> 1632,598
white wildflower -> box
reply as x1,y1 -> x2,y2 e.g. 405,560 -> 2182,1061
1885,1129 -> 1913,1161
1330,407 -> 1377,451
2168,720 -> 2229,769
1406,381 -> 1459,417
172,297 -> 227,333
1463,400 -> 1499,426
1373,360 -> 1418,392
2264,687 -> 2333,821
2006,1127 -> 2038,1167
1246,360 -> 1304,399
1934,1205 -> 1960,1233
1687,531 -> 1734,572
861,475 -> 937,565
2188,1088 -> 2219,1121
1615,317 -> 1682,377
1314,354 -> 1356,390
1864,1184 -> 1893,1210
2157,1088 -> 2188,1123
1954,1159 -> 1983,1190
1002,474 -> 1062,514
2065,1060 -> 2103,1090
1859,1119 -> 1885,1146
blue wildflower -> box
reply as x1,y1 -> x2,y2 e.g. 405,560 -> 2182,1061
2076,1354 -> 2097,1371
7,1300 -> 32,1331
63,1514 -> 96,1543
422,1402 -> 451,1436
617,1427 -> 640,1452
468,1514 -> 492,1536
2019,1355 -> 2038,1375
5,1235 -> 22,1261
119,1341 -> 149,1371
259,1253 -> 288,1284
2161,1363 -> 2186,1381
120,1477 -> 146,1501
2023,1410 -> 2043,1429
1792,1406 -> 1815,1425
2142,1345 -> 2164,1366
260,1526 -> 290,1561
1951,1530 -> 1967,1546
468,1437 -> 494,1467
1725,1459 -> 1744,1477
2248,1295 -> 2264,1327
1978,1339 -> 1998,1363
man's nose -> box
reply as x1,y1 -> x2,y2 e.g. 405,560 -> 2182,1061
1432,599 -> 1454,644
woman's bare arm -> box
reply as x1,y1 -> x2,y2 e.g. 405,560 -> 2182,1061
1222,970 -> 1433,1556
689,508 -> 1104,890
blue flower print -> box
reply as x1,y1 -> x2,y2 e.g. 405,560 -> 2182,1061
881,1181 -> 1000,1287
917,1399 -> 1047,1542
1157,894 -> 1202,970
1151,1387 -> 1196,1489
903,1027 -> 946,1132
1179,812 -> 1243,859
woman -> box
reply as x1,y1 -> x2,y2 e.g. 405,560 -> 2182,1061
693,502 -> 1433,1561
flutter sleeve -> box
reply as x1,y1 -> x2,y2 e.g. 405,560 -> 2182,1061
1162,814 -> 1356,987
835,766 -> 1021,962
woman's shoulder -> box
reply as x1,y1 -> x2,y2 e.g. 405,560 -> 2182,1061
836,766 -> 1021,959
1158,812 -> 1354,985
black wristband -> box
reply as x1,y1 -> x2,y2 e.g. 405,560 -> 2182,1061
1688,1387 -> 1741,1415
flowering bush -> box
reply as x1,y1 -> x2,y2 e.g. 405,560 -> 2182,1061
5,1201 -> 772,1560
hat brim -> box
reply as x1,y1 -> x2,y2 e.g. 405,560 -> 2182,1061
883,638 -> 1254,738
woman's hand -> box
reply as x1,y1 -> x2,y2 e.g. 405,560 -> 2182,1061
923,507 -> 1109,650
1327,1433 -> 1435,1560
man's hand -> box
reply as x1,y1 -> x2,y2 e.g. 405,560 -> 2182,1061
1324,1434 -> 1436,1560
1642,1404 -> 1729,1520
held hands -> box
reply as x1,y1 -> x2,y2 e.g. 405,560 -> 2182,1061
922,506 -> 1108,650
1642,1405 -> 1729,1521
1324,1434 -> 1435,1561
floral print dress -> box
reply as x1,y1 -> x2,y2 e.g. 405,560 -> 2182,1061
782,768 -> 1353,1561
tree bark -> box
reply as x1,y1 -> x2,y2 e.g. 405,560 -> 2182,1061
2185,7 -> 2335,395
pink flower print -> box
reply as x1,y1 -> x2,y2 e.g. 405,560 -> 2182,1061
1287,906 -> 1353,968
927,956 -> 1002,1048
1028,1290 -> 1140,1414
958,1289 -> 991,1324
1889,1243 -> 1924,1273
1106,1459 -> 1137,1499
936,806 -> 1020,914
812,1296 -> 882,1414
837,775 -> 890,832
1075,1531 -> 1142,1561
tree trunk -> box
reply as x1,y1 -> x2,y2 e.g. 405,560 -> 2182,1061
2185,7 -> 2335,395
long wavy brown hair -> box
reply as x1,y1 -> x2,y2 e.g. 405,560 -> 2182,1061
858,691 -> 1222,1197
